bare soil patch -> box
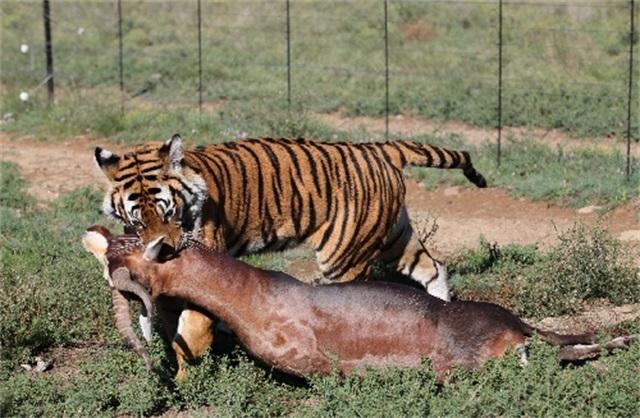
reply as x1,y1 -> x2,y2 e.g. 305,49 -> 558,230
404,181 -> 639,256
530,302 -> 640,335
0,133 -> 122,205
1,132 -> 637,256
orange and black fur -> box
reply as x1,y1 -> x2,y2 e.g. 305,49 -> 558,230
94,135 -> 486,378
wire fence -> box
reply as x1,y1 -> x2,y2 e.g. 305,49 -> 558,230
1,0 -> 638,177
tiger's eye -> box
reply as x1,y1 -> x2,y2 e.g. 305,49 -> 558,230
163,208 -> 175,223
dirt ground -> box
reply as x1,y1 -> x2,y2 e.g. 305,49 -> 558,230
1,132 -> 638,257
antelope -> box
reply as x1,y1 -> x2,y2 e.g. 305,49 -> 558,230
82,225 -> 636,381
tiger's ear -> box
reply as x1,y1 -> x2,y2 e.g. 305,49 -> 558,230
94,147 -> 121,181
160,134 -> 183,171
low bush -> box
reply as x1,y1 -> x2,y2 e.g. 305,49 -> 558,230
451,224 -> 640,318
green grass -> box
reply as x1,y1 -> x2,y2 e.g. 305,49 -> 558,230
411,135 -> 640,208
1,0 -> 637,138
2,154 -> 640,417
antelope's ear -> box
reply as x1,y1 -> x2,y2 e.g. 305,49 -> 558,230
143,236 -> 165,261
160,133 -> 183,171
94,147 -> 121,181
82,229 -> 109,263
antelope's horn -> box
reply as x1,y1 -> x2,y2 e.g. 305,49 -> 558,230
110,267 -> 154,371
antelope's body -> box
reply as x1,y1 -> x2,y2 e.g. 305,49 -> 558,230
84,227 -> 602,380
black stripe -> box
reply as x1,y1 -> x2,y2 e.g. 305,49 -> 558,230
140,163 -> 163,174
114,171 -> 136,183
289,173 -> 303,235
406,250 -> 426,275
324,186 -> 351,265
301,192 -> 317,239
237,143 -> 265,217
391,142 -> 408,166
122,178 -> 136,189
433,147 -> 446,168
117,160 -> 137,172
298,143 -> 322,196
448,149 -> 461,167
279,141 -> 303,181
258,141 -> 284,200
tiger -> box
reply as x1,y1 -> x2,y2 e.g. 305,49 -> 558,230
94,134 -> 486,379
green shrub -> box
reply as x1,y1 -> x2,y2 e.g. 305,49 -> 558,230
452,223 -> 640,318
522,223 -> 640,317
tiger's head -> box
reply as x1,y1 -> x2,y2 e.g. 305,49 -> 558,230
95,134 -> 208,250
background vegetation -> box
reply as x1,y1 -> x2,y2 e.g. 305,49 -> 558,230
1,0 -> 638,138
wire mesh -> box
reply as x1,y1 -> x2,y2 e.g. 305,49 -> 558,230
0,0 -> 637,175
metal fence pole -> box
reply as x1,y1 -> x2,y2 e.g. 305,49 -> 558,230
286,0 -> 292,109
117,0 -> 124,115
497,0 -> 503,167
384,0 -> 390,140
626,0 -> 636,179
197,0 -> 203,114
43,0 -> 54,105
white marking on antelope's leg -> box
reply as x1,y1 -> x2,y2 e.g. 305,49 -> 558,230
139,307 -> 153,343
516,344 -> 529,366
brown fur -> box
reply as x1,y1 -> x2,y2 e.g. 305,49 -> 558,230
88,227 -> 597,382
94,135 -> 487,378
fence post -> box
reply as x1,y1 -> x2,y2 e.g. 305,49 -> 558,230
197,0 -> 203,115
286,0 -> 292,109
117,0 -> 124,115
496,0 -> 503,167
43,0 -> 54,105
626,0 -> 636,179
384,0 -> 390,140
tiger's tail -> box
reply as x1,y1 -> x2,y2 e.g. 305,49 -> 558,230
380,140 -> 487,188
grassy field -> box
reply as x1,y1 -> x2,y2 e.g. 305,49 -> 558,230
1,0 -> 638,138
1,1 -> 640,416
1,154 -> 640,417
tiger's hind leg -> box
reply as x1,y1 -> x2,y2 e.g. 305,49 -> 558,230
379,208 -> 450,301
